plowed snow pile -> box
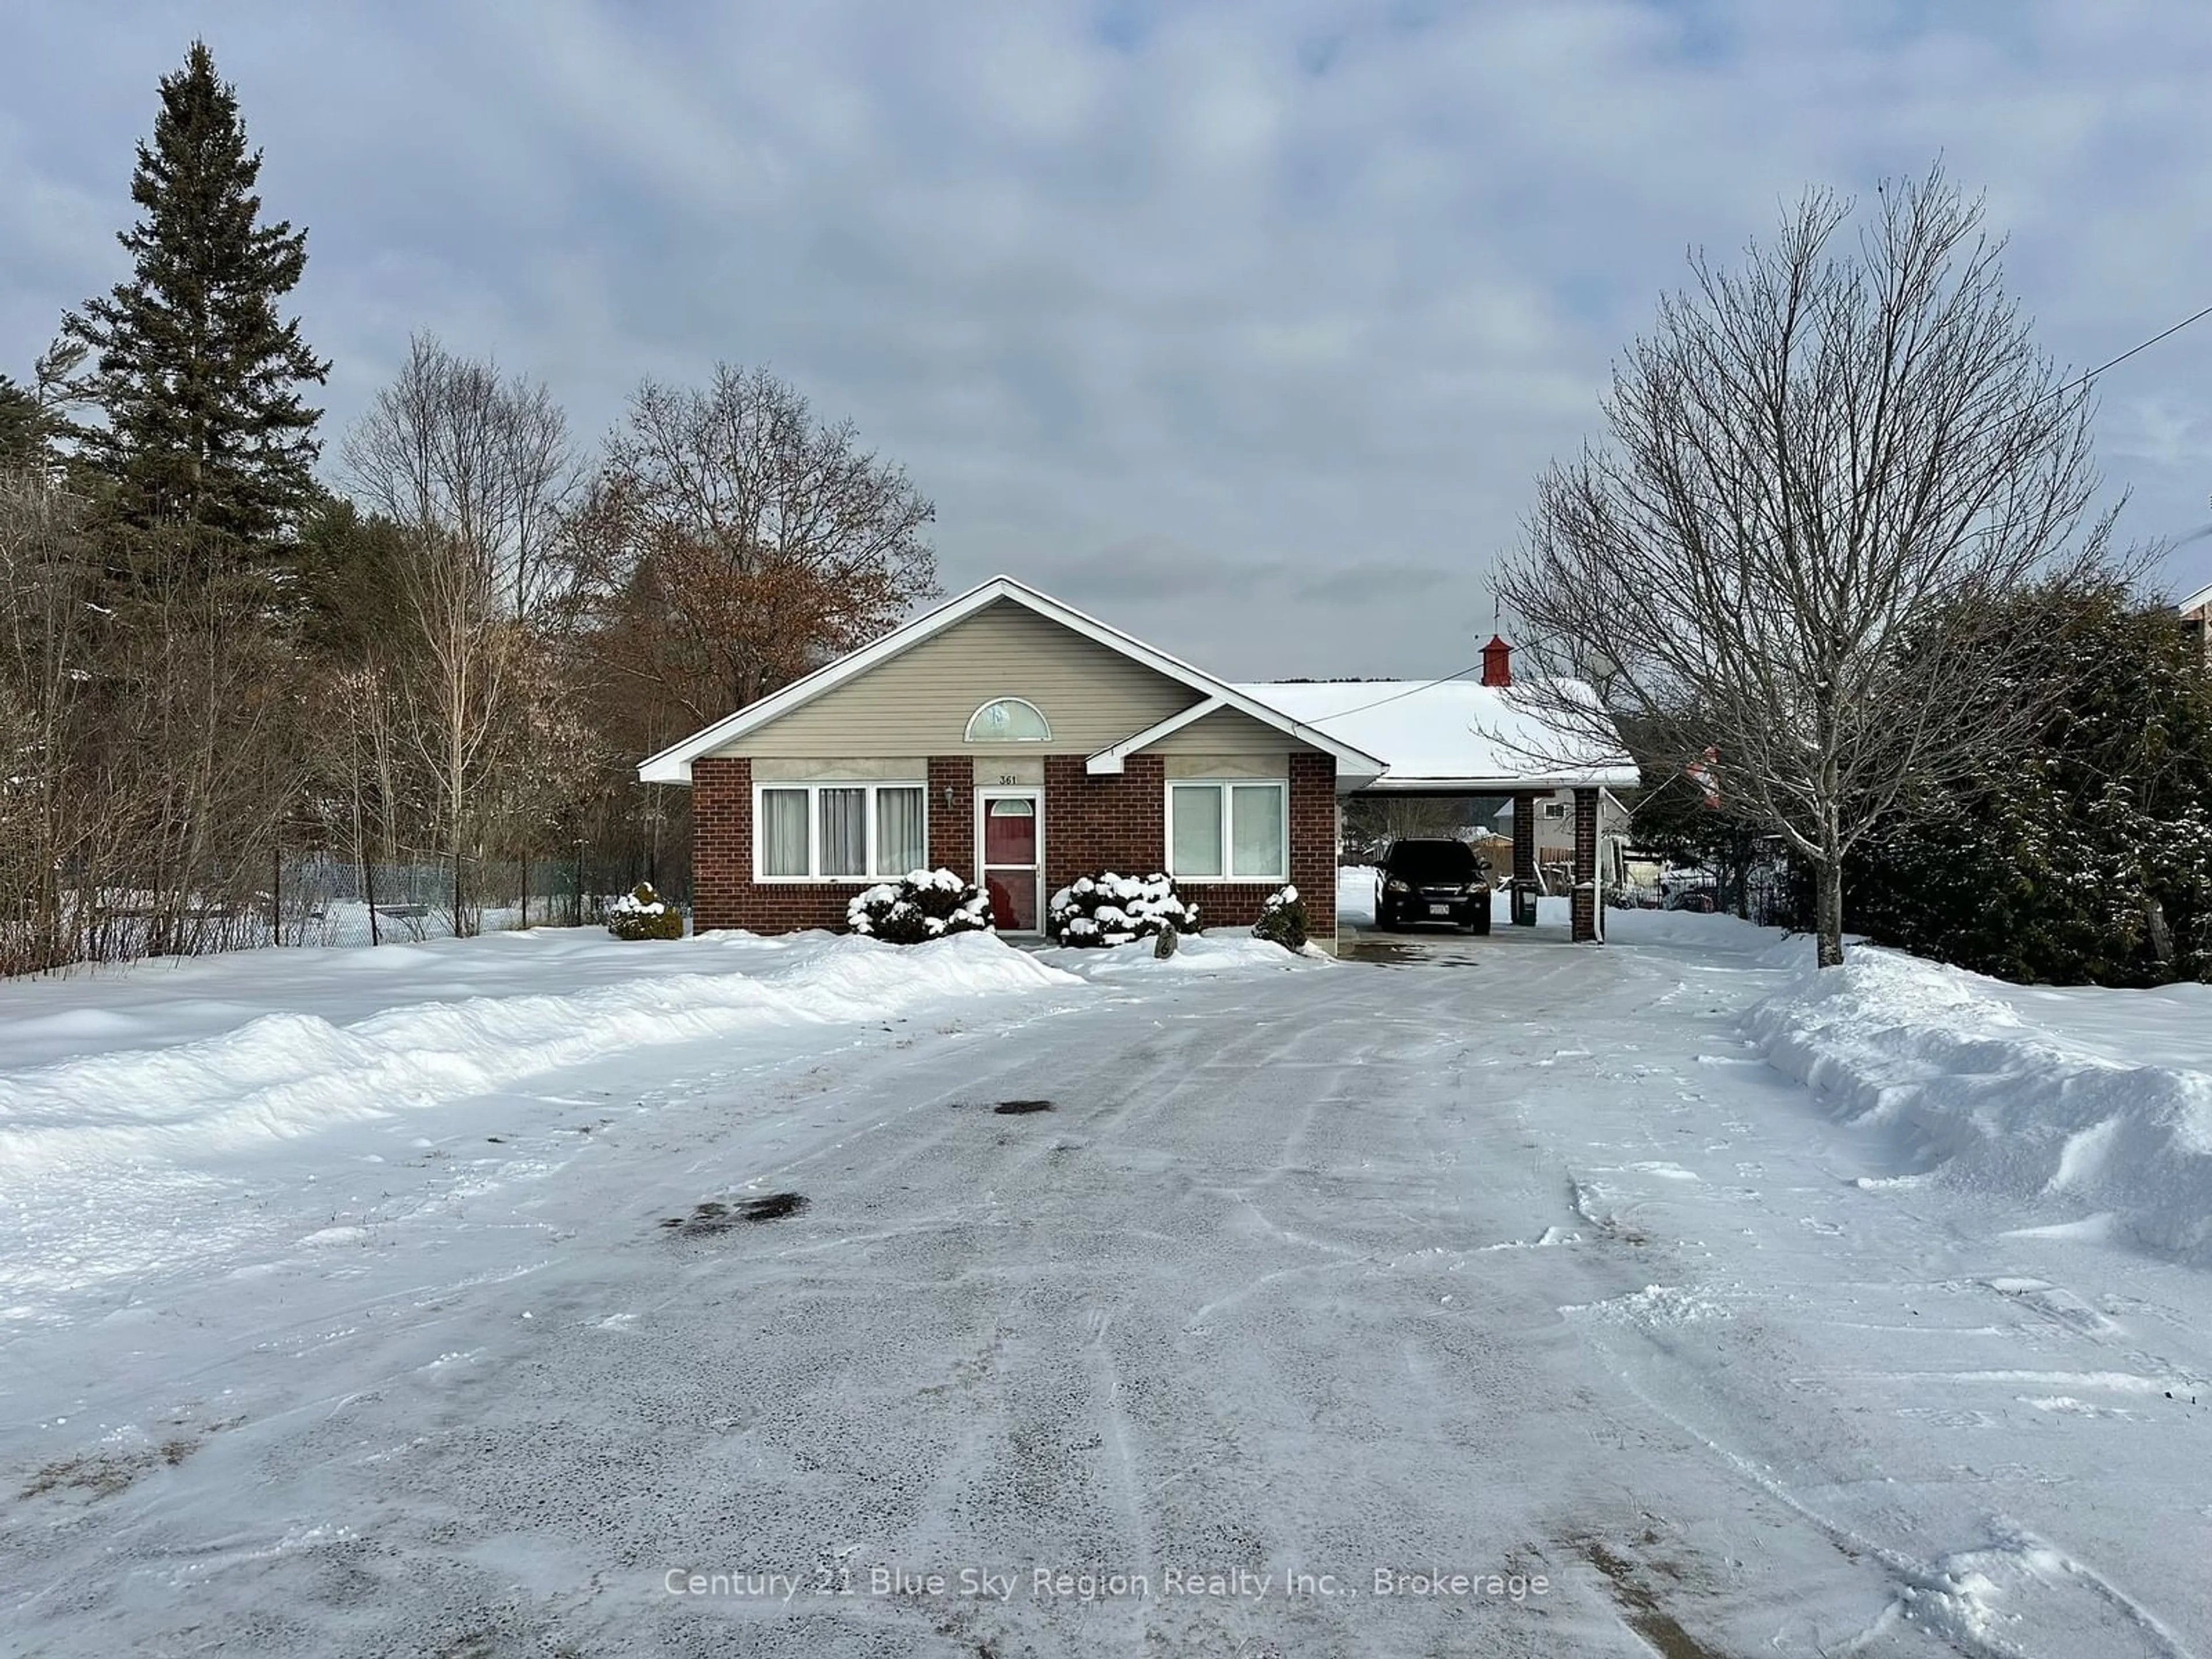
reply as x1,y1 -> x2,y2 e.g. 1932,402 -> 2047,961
0,930 -> 1078,1177
1746,945 -> 2212,1263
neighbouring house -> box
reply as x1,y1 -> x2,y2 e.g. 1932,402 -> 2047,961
2180,579 -> 2212,666
639,579 -> 1635,949
1490,788 -> 1633,888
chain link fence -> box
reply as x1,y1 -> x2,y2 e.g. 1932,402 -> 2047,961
1608,859 -> 1805,928
270,848 -> 688,948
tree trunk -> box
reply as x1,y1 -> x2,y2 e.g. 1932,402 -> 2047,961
1815,857 -> 1845,968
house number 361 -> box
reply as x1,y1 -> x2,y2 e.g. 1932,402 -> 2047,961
997,774 -> 1020,785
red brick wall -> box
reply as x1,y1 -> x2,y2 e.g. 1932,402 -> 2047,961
1570,785 -> 1600,943
690,755 -> 880,934
691,748 -> 1339,942
1180,751 -> 1336,940
1043,754 -> 1165,880
928,758 -> 971,879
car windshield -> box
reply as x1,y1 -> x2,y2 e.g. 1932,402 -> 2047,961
1388,842 -> 1479,881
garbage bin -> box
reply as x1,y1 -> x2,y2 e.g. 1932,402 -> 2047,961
1510,881 -> 1539,927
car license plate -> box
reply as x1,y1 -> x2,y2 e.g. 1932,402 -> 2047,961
1427,903 -> 1451,917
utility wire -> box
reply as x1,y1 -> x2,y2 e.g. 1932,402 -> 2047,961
1280,298 -> 2212,728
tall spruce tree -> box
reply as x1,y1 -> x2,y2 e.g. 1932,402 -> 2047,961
0,377 -> 40,472
63,40 -> 328,551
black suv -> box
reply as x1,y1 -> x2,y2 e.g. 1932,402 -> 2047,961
1375,838 -> 1492,933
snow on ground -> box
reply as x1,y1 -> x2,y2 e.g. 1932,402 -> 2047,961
0,929 -> 1084,1323
1746,941 -> 2212,1266
2,914 -> 2210,1656
1337,862 -> 1378,926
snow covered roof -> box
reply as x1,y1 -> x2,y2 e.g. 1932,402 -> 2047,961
637,576 -> 1388,786
2177,579 -> 2212,617
1231,679 -> 1639,793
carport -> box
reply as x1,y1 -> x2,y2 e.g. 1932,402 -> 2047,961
1237,638 -> 1639,944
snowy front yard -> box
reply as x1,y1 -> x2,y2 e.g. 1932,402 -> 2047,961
3,919 -> 2209,1656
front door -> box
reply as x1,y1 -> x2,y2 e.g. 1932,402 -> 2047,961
978,789 -> 1043,933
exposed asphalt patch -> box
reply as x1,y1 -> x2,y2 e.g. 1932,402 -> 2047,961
991,1099 -> 1054,1115
1576,1538 -> 1725,1659
659,1194 -> 810,1236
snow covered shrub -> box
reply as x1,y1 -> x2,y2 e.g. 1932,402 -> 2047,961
1252,884 -> 1308,952
607,882 -> 684,941
846,869 -> 994,944
1047,872 -> 1196,946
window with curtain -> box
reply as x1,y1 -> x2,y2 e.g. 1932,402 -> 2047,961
819,788 -> 868,878
1169,785 -> 1225,877
760,789 -> 810,878
755,782 -> 927,879
1231,783 -> 1287,877
876,787 -> 926,876
1166,779 -> 1286,881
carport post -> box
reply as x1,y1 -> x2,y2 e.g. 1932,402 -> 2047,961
1570,787 -> 1600,943
1510,794 -> 1539,926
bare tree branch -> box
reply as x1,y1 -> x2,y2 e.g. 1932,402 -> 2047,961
1495,166 -> 2116,966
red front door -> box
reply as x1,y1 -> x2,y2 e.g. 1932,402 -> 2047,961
979,791 -> 1041,931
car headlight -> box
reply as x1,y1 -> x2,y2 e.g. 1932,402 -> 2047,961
1384,878 -> 1410,895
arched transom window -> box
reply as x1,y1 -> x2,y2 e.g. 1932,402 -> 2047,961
965,697 -> 1051,743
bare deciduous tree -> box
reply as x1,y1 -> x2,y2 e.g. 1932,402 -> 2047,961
343,339 -> 583,933
0,469 -> 104,972
341,332 -> 577,619
1495,167 -> 2113,967
570,364 -> 938,726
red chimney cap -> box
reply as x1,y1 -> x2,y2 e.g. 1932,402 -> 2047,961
1480,634 -> 1513,687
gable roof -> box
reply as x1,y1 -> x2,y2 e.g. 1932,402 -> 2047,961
2179,578 -> 2212,616
1230,678 -> 1639,792
636,575 -> 1388,785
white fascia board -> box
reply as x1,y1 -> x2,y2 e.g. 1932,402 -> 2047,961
637,573 -> 1388,785
1086,698 -> 1224,774
1358,764 -> 1641,793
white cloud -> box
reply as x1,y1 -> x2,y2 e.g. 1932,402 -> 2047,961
7,0 -> 2212,678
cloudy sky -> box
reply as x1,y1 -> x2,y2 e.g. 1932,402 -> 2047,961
6,0 -> 2212,677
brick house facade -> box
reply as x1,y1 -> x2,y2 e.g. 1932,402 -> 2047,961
643,578 -> 1386,952
687,748 -> 1340,938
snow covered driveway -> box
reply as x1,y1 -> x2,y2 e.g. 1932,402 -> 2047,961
4,923 -> 2210,1656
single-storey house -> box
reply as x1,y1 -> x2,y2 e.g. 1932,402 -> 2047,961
639,578 -> 1635,949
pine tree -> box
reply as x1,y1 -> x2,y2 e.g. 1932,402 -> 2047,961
0,377 -> 39,472
1849,579 -> 2212,986
62,40 -> 328,552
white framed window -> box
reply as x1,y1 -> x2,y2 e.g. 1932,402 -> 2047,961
755,782 -> 927,881
1165,779 -> 1288,881
964,697 -> 1051,743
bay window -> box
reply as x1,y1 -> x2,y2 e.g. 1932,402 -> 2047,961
1166,779 -> 1287,881
756,782 -> 927,880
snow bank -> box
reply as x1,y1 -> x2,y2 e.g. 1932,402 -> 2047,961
1606,907 -> 1819,967
1041,934 -> 1331,979
1336,865 -> 1378,926
1745,946 -> 2212,1264
0,931 -> 1078,1176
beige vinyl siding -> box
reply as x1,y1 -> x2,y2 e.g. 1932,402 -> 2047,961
973,756 -> 1046,786
1141,712 -> 1309,770
753,757 -> 926,782
1161,752 -> 1290,779
718,600 -> 1203,757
